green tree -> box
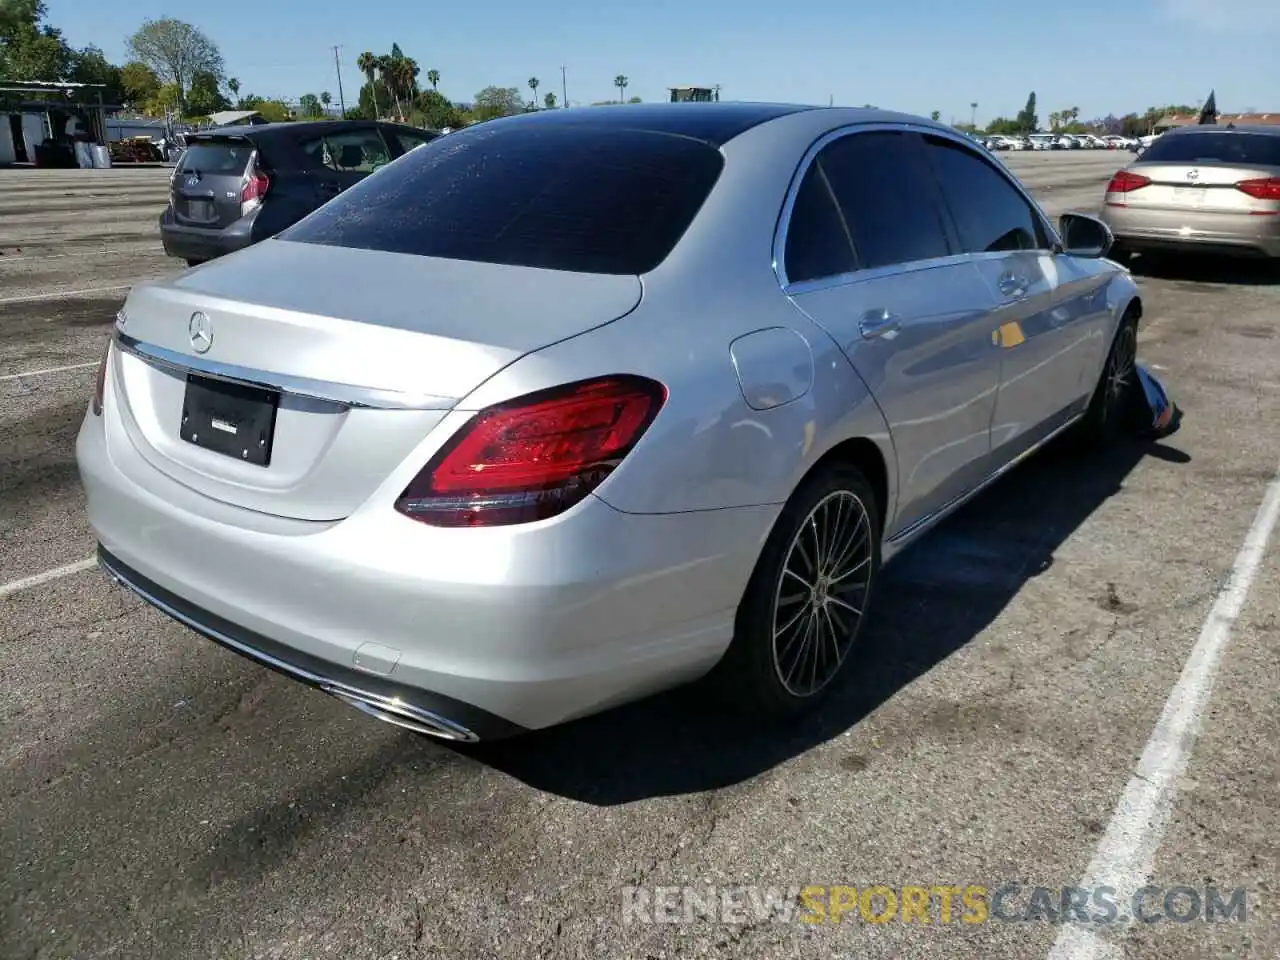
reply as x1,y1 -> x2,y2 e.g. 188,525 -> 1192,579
412,88 -> 462,128
355,51 -> 380,117
227,76 -> 240,106
185,69 -> 229,115
126,18 -> 223,107
614,74 -> 628,101
471,85 -> 523,121
543,90 -> 557,109
628,96 -> 641,103
528,75 -> 539,107
298,92 -> 322,118
930,110 -> 941,122
69,44 -> 124,103
1014,91 -> 1038,133
120,61 -> 159,106
426,68 -> 439,90
143,82 -> 181,117
240,96 -> 289,122
0,0 -> 73,82
0,0 -> 68,79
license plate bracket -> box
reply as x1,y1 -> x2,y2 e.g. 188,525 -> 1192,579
180,375 -> 279,467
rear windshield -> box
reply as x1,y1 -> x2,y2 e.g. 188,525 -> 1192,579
278,121 -> 725,275
1141,132 -> 1280,166
178,140 -> 253,175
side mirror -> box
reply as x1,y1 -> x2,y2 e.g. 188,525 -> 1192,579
1058,212 -> 1113,259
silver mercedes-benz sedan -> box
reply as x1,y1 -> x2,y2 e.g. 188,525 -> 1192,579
1100,125 -> 1280,260
77,103 -> 1143,741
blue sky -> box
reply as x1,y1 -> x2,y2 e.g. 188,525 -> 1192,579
48,0 -> 1280,120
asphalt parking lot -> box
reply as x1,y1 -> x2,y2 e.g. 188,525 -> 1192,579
2,150 -> 1278,960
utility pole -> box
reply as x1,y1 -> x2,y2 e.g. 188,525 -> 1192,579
332,45 -> 347,118
561,66 -> 568,108
970,102 -> 978,128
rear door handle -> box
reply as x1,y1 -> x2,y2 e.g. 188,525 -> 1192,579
858,309 -> 901,340
998,272 -> 1029,298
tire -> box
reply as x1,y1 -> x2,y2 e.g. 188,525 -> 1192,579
715,463 -> 882,719
1080,309 -> 1139,446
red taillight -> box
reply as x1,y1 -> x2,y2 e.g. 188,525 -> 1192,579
395,375 -> 667,527
1235,177 -> 1280,201
1106,170 -> 1151,194
90,340 -> 110,416
241,171 -> 269,213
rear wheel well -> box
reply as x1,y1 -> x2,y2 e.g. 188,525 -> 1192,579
1124,294 -> 1143,324
806,438 -> 889,534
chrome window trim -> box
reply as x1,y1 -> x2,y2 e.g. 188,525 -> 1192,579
112,330 -> 457,411
772,120 -> 1063,294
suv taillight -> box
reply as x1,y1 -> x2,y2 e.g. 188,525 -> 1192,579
90,339 -> 110,416
394,375 -> 667,527
241,170 -> 269,215
1106,170 -> 1151,194
1235,177 -> 1280,202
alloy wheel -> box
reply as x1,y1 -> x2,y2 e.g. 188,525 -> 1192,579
1102,322 -> 1137,425
771,490 -> 873,698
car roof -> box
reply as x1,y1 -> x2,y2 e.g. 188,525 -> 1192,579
1163,124 -> 1280,137
478,102 -> 821,147
194,119 -> 437,140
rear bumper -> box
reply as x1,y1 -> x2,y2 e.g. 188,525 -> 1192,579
159,206 -> 260,262
1100,204 -> 1280,258
97,547 -> 517,741
76,378 -> 769,735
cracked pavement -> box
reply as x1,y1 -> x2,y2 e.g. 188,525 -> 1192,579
2,153 -> 1278,959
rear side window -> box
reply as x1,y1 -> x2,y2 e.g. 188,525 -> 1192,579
817,131 -> 952,269
300,128 -> 393,173
1140,132 -> 1280,166
178,141 -> 252,175
279,122 -> 724,275
783,164 -> 856,284
923,136 -> 1047,253
388,128 -> 438,154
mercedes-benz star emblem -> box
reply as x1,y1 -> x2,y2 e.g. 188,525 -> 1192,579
188,311 -> 213,354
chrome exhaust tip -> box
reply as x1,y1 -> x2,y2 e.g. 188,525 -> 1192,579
323,686 -> 479,742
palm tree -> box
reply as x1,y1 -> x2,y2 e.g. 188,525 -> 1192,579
426,69 -> 440,91
376,55 -> 402,119
356,51 -> 380,118
391,58 -> 419,119
320,91 -> 332,116
614,74 -> 628,103
528,77 -> 539,108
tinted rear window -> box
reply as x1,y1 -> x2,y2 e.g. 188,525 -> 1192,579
179,140 -> 253,175
1141,132 -> 1280,166
278,122 -> 725,274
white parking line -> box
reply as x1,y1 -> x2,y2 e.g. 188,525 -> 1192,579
0,556 -> 97,600
0,283 -> 133,306
0,361 -> 98,383
1048,466 -> 1280,960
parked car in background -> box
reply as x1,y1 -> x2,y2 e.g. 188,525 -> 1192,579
160,119 -> 439,266
81,104 -> 1142,741
1100,125 -> 1280,261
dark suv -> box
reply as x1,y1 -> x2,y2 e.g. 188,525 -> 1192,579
160,120 -> 438,266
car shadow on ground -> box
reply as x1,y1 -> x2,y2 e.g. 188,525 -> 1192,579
1126,252 -> 1280,286
461,431 -> 1193,804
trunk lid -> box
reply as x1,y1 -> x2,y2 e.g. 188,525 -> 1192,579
1121,161 -> 1279,214
111,239 -> 643,521
170,136 -> 259,228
